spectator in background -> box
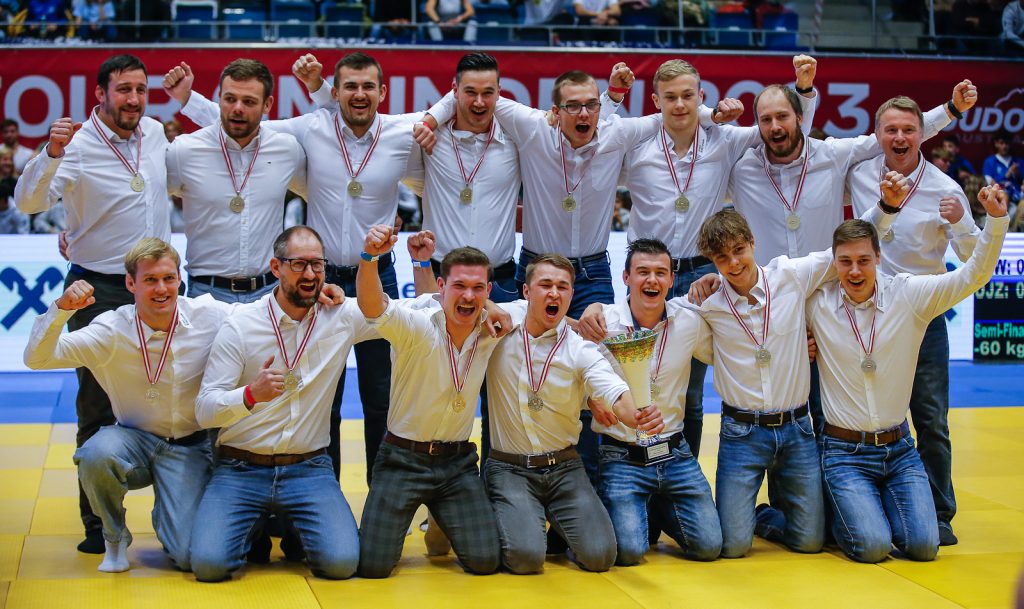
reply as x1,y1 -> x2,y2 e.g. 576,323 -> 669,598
574,0 -> 620,41
32,201 -> 67,234
962,174 -> 988,228
0,177 -> 30,234
1,119 -> 35,174
521,0 -> 574,26
984,130 -> 1023,205
612,188 -> 631,232
72,0 -> 115,40
162,119 -> 185,231
943,134 -> 976,185
809,127 -> 827,141
0,151 -> 16,182
373,0 -> 414,41
163,119 -> 182,143
930,146 -> 954,176
1003,0 -> 1024,52
26,0 -> 72,38
426,0 -> 477,43
951,0 -> 1001,52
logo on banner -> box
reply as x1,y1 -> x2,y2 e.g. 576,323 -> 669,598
0,266 -> 65,330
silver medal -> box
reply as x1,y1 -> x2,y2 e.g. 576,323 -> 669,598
755,346 -> 772,366
347,180 -> 363,197
882,228 -> 895,243
130,173 -> 145,193
861,356 -> 877,373
146,387 -> 160,401
562,195 -> 577,212
453,394 -> 467,413
675,193 -> 690,212
229,195 -> 245,213
283,371 -> 299,392
786,213 -> 801,231
527,393 -> 545,412
459,186 -> 473,203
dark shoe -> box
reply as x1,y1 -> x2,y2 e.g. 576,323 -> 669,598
247,531 -> 272,564
280,530 -> 306,562
77,529 -> 105,554
545,526 -> 569,555
938,521 -> 958,546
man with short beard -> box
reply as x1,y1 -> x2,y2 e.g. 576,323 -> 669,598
0,119 -> 34,174
846,95 -> 983,547
15,54 -> 197,555
167,59 -> 307,304
191,226 -> 374,582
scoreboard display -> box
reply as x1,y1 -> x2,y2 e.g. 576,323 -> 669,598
973,234 -> 1024,361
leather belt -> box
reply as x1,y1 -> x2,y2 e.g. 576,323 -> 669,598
431,258 -> 517,281
602,433 -> 683,464
160,430 -> 209,446
191,271 -> 276,293
217,445 -> 326,466
824,421 -> 907,446
327,254 -> 394,283
489,446 -> 579,469
68,264 -> 126,282
671,255 -> 712,274
521,247 -> 608,272
722,403 -> 809,427
383,432 -> 475,457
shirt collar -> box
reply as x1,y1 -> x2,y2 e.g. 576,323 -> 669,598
447,120 -> 507,145
220,126 -> 261,152
757,133 -> 812,168
340,113 -> 381,141
135,301 -> 190,341
267,289 -> 317,326
834,277 -> 888,313
429,294 -> 490,335
520,317 -> 568,341
621,297 -> 670,330
721,267 -> 767,308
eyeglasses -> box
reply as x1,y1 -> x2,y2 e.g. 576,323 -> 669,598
559,101 -> 601,115
278,257 -> 327,273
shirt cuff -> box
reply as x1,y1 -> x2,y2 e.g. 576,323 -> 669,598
224,387 -> 252,420
950,212 -> 977,237
986,213 -> 1010,234
310,82 -> 334,108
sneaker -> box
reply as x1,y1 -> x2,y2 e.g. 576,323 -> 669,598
246,532 -> 272,564
280,530 -> 307,562
77,529 -> 105,554
937,521 -> 958,546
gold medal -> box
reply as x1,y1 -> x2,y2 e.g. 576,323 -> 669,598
347,180 -> 363,197
527,392 -> 544,412
130,173 -> 145,193
453,394 -> 467,412
459,186 -> 473,203
882,228 -> 895,243
145,387 -> 160,401
562,195 -> 577,212
229,195 -> 245,213
284,371 -> 299,392
786,213 -> 801,231
675,193 -> 689,212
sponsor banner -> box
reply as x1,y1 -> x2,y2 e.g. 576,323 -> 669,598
0,232 -> 995,371
1,47 -> 1020,162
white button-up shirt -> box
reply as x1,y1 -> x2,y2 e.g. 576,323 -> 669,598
590,297 -> 712,442
25,295 -> 233,439
368,294 -> 516,443
428,91 -> 662,257
166,125 -> 308,277
848,155 -> 979,276
808,215 -> 1007,432
196,293 -> 378,454
183,90 -> 425,266
487,306 -> 630,455
15,111 -> 171,274
620,94 -> 816,258
416,121 -> 520,264
697,250 -> 835,411
728,105 -> 950,265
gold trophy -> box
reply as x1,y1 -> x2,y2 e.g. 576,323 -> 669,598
603,329 -> 670,463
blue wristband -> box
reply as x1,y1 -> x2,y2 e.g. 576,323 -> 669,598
360,251 -> 380,262
412,259 -> 432,268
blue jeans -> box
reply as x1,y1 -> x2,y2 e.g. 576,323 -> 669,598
670,261 -> 716,458
190,453 -> 360,581
484,456 -> 616,574
822,427 -> 939,563
517,247 -> 615,486
598,441 -> 721,565
74,425 -> 211,570
716,412 -> 824,558
909,315 -> 955,526
186,279 -> 275,303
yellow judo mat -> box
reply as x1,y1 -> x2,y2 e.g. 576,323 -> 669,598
1,409 -> 1022,609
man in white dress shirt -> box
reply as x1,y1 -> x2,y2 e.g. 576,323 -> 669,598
24,238 -> 226,573
808,180 -> 1008,562
576,238 -> 721,565
846,94 -> 982,546
15,54 -> 183,555
167,58 -> 307,304
191,226 -> 371,582
0,119 -> 34,174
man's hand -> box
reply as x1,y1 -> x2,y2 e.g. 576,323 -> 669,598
364,224 -> 398,257
55,280 -> 95,311
162,61 -> 195,105
609,62 -> 635,90
938,195 -> 965,224
613,402 -> 665,434
806,329 -> 817,363
413,121 -> 437,155
482,301 -> 512,338
588,397 -> 618,427
292,53 -> 325,93
58,230 -> 69,261
248,355 -> 284,405
688,273 -> 722,305
576,302 -> 607,343
407,230 -> 436,262
46,118 -> 82,158
951,79 -> 978,114
793,54 -> 817,92
712,98 -> 744,124
318,283 -> 345,306
880,170 -> 909,209
978,184 -> 1008,218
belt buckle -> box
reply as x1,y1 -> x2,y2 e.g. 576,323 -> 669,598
427,441 -> 442,456
871,431 -> 886,446
231,277 -> 257,292
765,412 -> 785,427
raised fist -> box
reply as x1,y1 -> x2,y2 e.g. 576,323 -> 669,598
46,118 -> 82,158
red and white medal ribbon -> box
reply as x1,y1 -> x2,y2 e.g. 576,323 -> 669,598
523,323 -> 569,395
90,108 -> 142,181
878,152 -> 926,210
762,144 -> 809,216
219,128 -> 262,198
334,114 -> 383,183
267,299 -> 319,374
446,331 -> 481,396
841,293 -> 877,359
135,304 -> 178,390
660,126 -> 699,196
558,137 -> 592,200
450,121 -> 495,187
724,267 -> 772,350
